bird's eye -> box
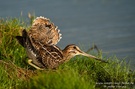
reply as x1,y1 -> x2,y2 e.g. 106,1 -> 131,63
73,46 -> 76,49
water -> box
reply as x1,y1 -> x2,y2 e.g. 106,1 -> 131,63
0,0 -> 135,68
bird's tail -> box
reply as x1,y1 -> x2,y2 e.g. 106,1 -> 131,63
16,29 -> 32,48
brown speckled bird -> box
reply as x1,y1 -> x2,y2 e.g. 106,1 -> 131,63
16,16 -> 107,70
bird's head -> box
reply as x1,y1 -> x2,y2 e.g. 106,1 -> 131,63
63,44 -> 84,57
63,44 -> 107,62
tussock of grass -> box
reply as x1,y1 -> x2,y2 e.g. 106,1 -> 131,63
19,69 -> 94,89
0,17 -> 135,89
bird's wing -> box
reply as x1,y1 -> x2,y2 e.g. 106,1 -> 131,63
28,16 -> 62,45
30,37 -> 64,69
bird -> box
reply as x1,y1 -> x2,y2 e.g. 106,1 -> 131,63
16,16 -> 107,70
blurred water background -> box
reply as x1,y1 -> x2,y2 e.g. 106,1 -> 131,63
0,0 -> 135,69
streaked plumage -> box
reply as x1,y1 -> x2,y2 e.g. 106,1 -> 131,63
16,16 -> 107,70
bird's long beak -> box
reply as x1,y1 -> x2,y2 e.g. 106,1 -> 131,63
79,50 -> 107,63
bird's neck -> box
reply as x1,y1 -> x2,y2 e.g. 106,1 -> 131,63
62,50 -> 74,62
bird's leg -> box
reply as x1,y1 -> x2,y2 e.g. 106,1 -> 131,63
28,59 -> 44,70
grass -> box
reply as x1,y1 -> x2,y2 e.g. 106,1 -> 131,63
0,16 -> 135,89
